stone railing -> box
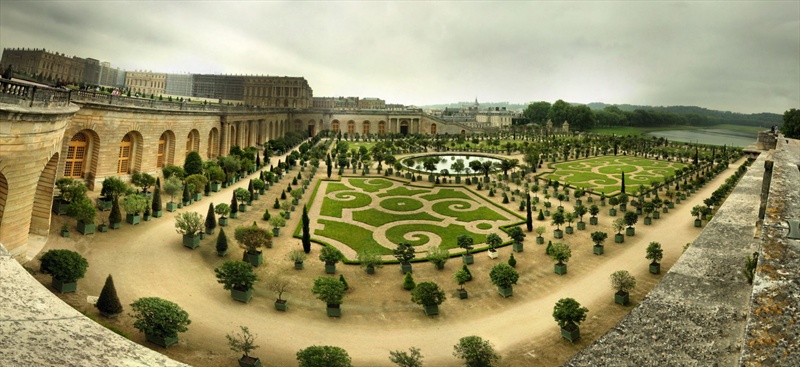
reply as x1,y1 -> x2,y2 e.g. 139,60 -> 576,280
0,79 -> 72,108
70,90 -> 288,114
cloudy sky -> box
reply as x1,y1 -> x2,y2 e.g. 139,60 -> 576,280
1,1 -> 798,114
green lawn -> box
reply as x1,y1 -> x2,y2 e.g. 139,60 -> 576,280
542,156 -> 686,194
385,223 -> 487,249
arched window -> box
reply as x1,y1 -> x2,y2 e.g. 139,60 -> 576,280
347,121 -> 355,134
118,134 -> 132,174
379,121 -> 386,134
157,133 -> 167,168
431,123 -> 437,135
332,121 -> 340,132
64,133 -> 87,178
363,121 -> 370,135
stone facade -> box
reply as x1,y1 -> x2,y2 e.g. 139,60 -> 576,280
124,71 -> 167,96
1,48 -> 85,84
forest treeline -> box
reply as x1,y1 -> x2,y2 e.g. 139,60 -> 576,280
520,100 -> 782,131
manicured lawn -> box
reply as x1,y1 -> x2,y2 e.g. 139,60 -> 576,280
385,223 -> 486,249
353,208 -> 441,227
380,197 -> 424,211
320,191 -> 373,217
349,178 -> 393,192
316,219 -> 391,254
542,156 -> 686,194
431,200 -> 508,221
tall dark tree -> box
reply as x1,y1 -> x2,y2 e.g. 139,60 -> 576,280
152,177 -> 162,213
327,156 -> 333,178
109,197 -> 122,226
780,108 -> 800,139
230,192 -> 239,215
205,203 -> 217,232
693,147 -> 699,166
547,99 -> 572,126
526,193 -> 533,232
183,151 -> 203,176
95,274 -> 123,317
216,228 -> 228,254
255,151 -> 261,168
302,205 -> 311,253
248,180 -> 255,200
523,101 -> 551,124
620,171 -> 626,194
182,183 -> 190,203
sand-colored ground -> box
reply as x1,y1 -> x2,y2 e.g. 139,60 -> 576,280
30,145 -> 743,367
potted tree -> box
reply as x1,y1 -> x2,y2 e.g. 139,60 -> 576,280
52,178 -> 82,215
267,272 -> 291,311
610,270 -> 637,305
623,211 -> 638,236
175,211 -> 204,249
486,233 -> 502,259
551,211 -> 565,239
95,274 -> 123,318
215,203 -> 231,227
226,326 -> 262,367
410,281 -> 446,315
269,215 -> 286,237
216,228 -> 229,256
608,196 -> 619,216
549,242 -> 571,275
489,263 -> 519,298
393,242 -> 416,274
185,174 -> 208,202
252,178 -> 266,197
215,260 -> 258,303
163,174 -> 183,212
235,188 -> 251,212
207,165 -> 225,192
452,336 -> 500,367
67,195 -> 97,235
296,345 -> 352,367
553,297 -> 588,342
131,171 -> 156,198
319,246 -> 344,274
454,268 -> 470,299
535,225 -> 546,244
574,204 -> 587,230
591,231 -> 608,255
642,200 -> 655,225
291,188 -> 303,206
288,249 -> 308,270
691,205 -> 704,227
508,226 -> 526,252
646,241 -> 664,274
39,249 -> 88,293
589,204 -> 600,225
205,203 -> 217,235
234,224 -> 271,267
425,246 -> 449,270
458,234 -> 475,264
357,250 -> 383,274
312,276 -> 347,317
613,217 -> 626,243
129,297 -> 191,348
122,194 -> 148,225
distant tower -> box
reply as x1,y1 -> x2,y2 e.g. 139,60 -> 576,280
562,120 -> 570,133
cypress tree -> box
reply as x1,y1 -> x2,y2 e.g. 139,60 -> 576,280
339,274 -> 349,291
526,193 -> 533,232
230,192 -> 238,214
326,157 -> 332,178
109,197 -> 122,226
302,205 -> 311,253
152,177 -> 162,214
255,151 -> 261,168
183,151 -> 203,176
621,171 -> 626,194
274,198 -> 280,209
248,180 -> 254,199
216,227 -> 228,255
402,272 -> 416,290
182,183 -> 190,203
537,209 -> 545,221
95,274 -> 123,317
546,240 -> 553,255
205,203 -> 217,232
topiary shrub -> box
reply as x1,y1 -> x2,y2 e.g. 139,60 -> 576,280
402,272 -> 416,290
39,249 -> 88,283
95,274 -> 123,317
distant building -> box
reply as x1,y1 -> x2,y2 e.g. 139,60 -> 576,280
165,74 -> 193,97
99,61 -> 122,87
312,97 -> 335,108
243,76 -> 312,108
82,58 -> 101,85
125,71 -> 167,96
358,97 -> 385,109
1,48 -> 85,84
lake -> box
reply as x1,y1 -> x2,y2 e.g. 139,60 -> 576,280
643,128 -> 758,147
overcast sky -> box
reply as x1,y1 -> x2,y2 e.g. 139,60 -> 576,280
1,1 -> 798,114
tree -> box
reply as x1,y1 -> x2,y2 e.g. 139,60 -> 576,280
152,177 -> 162,213
296,345 -> 352,367
610,270 -> 637,295
507,226 -> 525,244
184,151 -> 203,175
591,231 -> 608,247
646,241 -> 663,264
551,211 -> 565,230
216,228 -> 229,254
302,205 -> 311,253
226,326 -> 260,358
131,172 -> 155,193
457,234 -> 474,255
552,297 -> 588,329
129,297 -> 191,339
234,224 -> 272,255
410,281 -> 446,307
214,260 -> 257,292
547,99 -> 572,128
205,203 -> 216,232
452,335 -> 500,367
623,211 -> 638,229
548,242 -> 571,265
389,347 -> 423,367
486,233 -> 502,251
402,272 -> 416,290
174,211 -> 204,236
489,263 -> 519,289
780,108 -> 800,138
525,193 -> 533,231
95,274 -> 123,317
523,101 -> 551,124
109,196 -> 122,225
311,276 -> 347,306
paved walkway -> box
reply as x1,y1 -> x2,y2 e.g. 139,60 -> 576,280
33,145 -> 744,367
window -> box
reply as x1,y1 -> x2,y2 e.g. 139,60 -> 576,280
64,133 -> 87,178
118,134 -> 132,174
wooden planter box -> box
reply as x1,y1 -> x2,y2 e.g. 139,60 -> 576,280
457,289 -> 468,299
653,212 -> 661,219
218,217 -> 228,226
560,325 -> 580,342
210,182 -> 221,192
294,261 -> 304,270
325,263 -> 336,274
401,263 -> 413,274
423,305 -> 439,316
589,217 -> 598,225
554,263 -> 568,275
625,227 -> 635,236
644,217 -> 652,225
231,288 -> 254,303
52,278 -> 77,293
498,286 -> 513,298
565,227 -> 574,234
126,214 -> 141,225
615,234 -> 625,243
609,208 -> 617,216
649,263 -> 661,274
536,237 -> 544,245
577,222 -> 586,230
182,235 -> 200,249
97,224 -> 108,233
615,291 -> 630,306
462,254 -> 474,265
554,229 -> 563,239
244,251 -> 263,267
146,333 -> 178,348
593,245 -> 604,255
77,221 -> 95,235
97,199 -> 113,211
487,250 -> 499,259
52,198 -> 69,215
238,356 -> 262,367
326,304 -> 342,317
274,299 -> 288,311
513,242 -> 524,252
166,202 -> 178,212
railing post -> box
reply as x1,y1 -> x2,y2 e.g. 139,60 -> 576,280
29,86 -> 37,108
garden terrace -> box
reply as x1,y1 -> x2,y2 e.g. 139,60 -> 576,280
541,156 -> 687,195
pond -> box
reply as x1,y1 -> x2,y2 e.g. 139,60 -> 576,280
401,154 -> 502,174
643,128 -> 757,148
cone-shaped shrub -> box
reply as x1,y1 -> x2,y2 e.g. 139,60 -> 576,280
461,264 -> 472,281
230,192 -> 238,214
339,274 -> 349,291
402,272 -> 416,290
96,274 -> 123,317
152,178 -> 162,213
205,203 -> 216,231
216,228 -> 228,254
